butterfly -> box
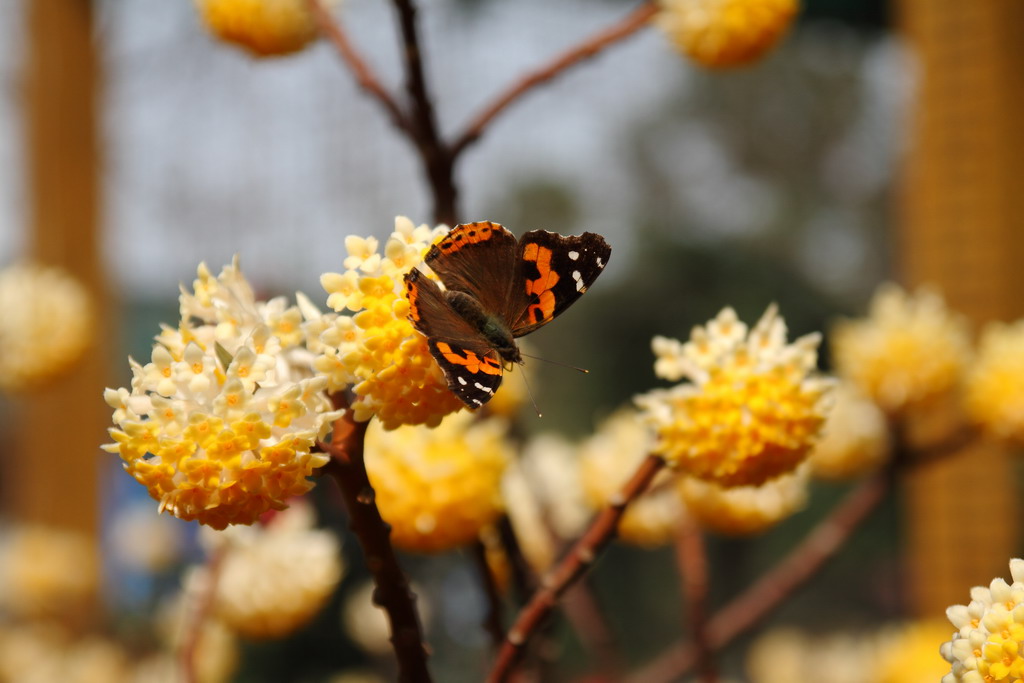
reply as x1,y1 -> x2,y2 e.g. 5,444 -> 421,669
404,221 -> 611,408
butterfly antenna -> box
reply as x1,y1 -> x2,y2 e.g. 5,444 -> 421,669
520,352 -> 589,374
518,363 -> 543,418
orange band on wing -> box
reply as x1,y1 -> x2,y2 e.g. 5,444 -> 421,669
435,222 -> 499,255
522,243 -> 558,322
435,342 -> 502,375
405,276 -> 422,322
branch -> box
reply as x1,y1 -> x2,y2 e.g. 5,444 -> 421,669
562,580 -> 624,677
628,468 -> 891,683
320,397 -> 432,682
180,546 -> 225,683
498,514 -> 537,603
451,2 -> 658,158
473,539 -> 507,651
675,517 -> 715,682
390,0 -> 459,224
307,0 -> 411,133
488,453 -> 667,683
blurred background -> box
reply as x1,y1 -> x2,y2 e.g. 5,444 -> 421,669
1,0 -> 1022,680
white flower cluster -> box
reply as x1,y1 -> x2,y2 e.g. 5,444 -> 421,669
942,558 -> 1024,683
104,257 -> 342,529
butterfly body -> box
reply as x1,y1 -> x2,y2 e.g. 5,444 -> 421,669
404,221 -> 610,408
443,289 -> 521,364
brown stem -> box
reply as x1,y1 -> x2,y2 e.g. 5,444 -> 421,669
180,546 -> 225,683
675,517 -> 716,683
562,580 -> 624,677
390,0 -> 459,225
488,454 -> 667,683
451,2 -> 659,159
473,539 -> 508,651
498,514 -> 537,604
628,468 -> 891,683
320,396 -> 432,682
307,0 -> 410,133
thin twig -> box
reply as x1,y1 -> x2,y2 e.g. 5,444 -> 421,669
307,0 -> 410,133
473,539 -> 508,651
180,546 -> 225,683
498,514 -> 537,604
562,580 -> 624,677
390,0 -> 459,224
675,517 -> 716,683
320,395 -> 432,682
488,453 -> 667,683
451,2 -> 659,158
516,452 -> 624,673
628,468 -> 891,683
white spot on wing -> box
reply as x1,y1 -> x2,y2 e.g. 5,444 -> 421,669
572,270 -> 584,291
457,376 -> 468,385
596,257 -> 605,268
568,250 -> 580,261
474,382 -> 495,395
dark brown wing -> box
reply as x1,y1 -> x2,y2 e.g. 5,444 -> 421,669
507,230 -> 611,337
404,268 -> 503,408
423,222 -> 520,320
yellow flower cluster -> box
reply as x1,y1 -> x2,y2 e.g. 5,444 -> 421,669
679,465 -> 808,536
503,434 -> 589,571
343,580 -> 432,656
197,502 -> 343,639
0,263 -> 95,393
193,0 -> 336,57
0,625 -> 131,683
104,257 -> 342,529
315,217 -> 465,430
657,0 -> 799,68
808,382 -> 891,480
748,621 -> 952,683
638,305 -> 833,488
965,320 -> 1024,444
364,412 -> 510,553
832,285 -> 970,416
874,621 -> 957,683
579,410 -> 687,547
942,559 -> 1024,683
0,525 -> 99,620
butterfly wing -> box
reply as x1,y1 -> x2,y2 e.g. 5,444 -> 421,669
424,222 -> 520,318
507,230 -> 611,336
404,268 -> 503,408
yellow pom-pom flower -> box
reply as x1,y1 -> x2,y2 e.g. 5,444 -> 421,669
965,320 -> 1024,444
748,621 -> 951,683
873,620 -> 954,683
679,465 -> 808,536
0,263 -> 95,393
657,0 -> 799,69
579,410 -> 687,547
941,558 -> 1024,683
196,502 -> 343,639
0,525 -> 99,619
832,284 -> 970,416
504,434 -> 589,571
364,412 -> 511,553
315,217 -> 465,429
638,305 -> 833,488
0,626 -> 131,683
343,580 -> 432,656
193,0 -> 337,57
808,382 -> 891,480
104,257 -> 343,530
